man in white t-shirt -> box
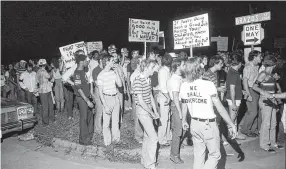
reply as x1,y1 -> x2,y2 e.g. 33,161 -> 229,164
179,57 -> 237,169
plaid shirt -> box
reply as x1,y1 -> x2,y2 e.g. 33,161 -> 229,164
36,69 -> 52,93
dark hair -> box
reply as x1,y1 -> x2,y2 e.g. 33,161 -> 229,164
75,54 -> 87,64
178,52 -> 188,61
51,58 -> 60,69
161,53 -> 173,67
158,49 -> 166,57
171,58 -> 183,73
248,50 -> 261,62
209,55 -> 224,68
131,56 -> 141,71
228,53 -> 243,66
25,63 -> 33,69
91,50 -> 99,57
101,54 -> 113,68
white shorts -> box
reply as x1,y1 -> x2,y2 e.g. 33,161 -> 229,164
226,99 -> 241,107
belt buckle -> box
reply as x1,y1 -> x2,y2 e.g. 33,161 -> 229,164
205,119 -> 209,124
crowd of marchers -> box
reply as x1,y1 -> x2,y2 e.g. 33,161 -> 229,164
1,46 -> 286,169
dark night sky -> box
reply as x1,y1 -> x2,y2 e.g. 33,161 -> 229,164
1,1 -> 286,64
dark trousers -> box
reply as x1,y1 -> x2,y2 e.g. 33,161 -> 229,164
25,91 -> 38,113
39,92 -> 54,125
170,102 -> 183,157
77,96 -> 94,145
63,85 -> 74,117
19,89 -> 26,102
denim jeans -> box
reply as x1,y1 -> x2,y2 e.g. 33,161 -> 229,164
54,79 -> 64,110
77,96 -> 94,145
158,93 -> 172,144
39,92 -> 54,125
25,91 -> 38,113
63,84 -> 74,118
241,89 -> 261,134
137,104 -> 158,169
259,96 -> 277,149
132,94 -> 144,142
191,119 -> 221,169
170,101 -> 182,157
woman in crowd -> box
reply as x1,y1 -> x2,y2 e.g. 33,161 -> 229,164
132,59 -> 160,169
51,57 -> 65,114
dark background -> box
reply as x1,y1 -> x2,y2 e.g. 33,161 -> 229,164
2,1 -> 286,64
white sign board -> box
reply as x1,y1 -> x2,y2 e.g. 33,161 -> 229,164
59,41 -> 87,68
235,11 -> 271,25
274,38 -> 286,49
243,23 -> 261,46
211,37 -> 228,51
86,41 -> 103,54
244,47 -> 261,63
128,18 -> 160,42
173,13 -> 209,49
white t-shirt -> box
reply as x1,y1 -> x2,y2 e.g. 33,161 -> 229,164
179,79 -> 217,119
167,73 -> 182,101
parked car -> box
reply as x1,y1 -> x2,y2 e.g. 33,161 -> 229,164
1,98 -> 37,138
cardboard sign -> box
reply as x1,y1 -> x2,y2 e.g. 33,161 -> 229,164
243,23 -> 261,45
128,18 -> 160,42
274,38 -> 286,49
173,13 -> 209,49
235,11 -> 271,25
59,41 -> 87,68
86,41 -> 103,54
211,37 -> 228,51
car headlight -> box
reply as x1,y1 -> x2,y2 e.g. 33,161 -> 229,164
27,107 -> 34,114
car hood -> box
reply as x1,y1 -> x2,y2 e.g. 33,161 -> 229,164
1,98 -> 29,108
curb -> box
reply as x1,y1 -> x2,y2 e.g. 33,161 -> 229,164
52,137 -> 258,159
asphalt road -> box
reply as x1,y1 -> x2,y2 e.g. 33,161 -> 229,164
1,136 -> 285,169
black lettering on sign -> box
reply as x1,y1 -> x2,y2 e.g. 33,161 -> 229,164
75,43 -> 85,48
181,98 -> 207,104
63,45 -> 73,52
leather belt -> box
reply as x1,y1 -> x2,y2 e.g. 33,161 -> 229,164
192,117 -> 216,122
103,93 -> 117,96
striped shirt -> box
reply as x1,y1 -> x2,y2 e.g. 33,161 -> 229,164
97,70 -> 117,95
132,74 -> 152,105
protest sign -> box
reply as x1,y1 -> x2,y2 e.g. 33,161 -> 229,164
128,18 -> 160,42
86,41 -> 103,54
173,13 -> 209,49
59,41 -> 87,68
211,37 -> 228,51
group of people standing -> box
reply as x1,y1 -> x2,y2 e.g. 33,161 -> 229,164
1,45 -> 286,169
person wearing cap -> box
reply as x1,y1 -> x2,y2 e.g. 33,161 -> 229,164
73,54 -> 94,145
36,59 -> 54,126
241,50 -> 262,137
97,54 -> 122,146
252,54 -> 283,152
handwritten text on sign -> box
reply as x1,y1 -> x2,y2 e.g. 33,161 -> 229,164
59,41 -> 87,68
86,41 -> 103,54
173,13 -> 209,49
128,18 -> 160,42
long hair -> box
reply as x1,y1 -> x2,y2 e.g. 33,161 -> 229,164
185,57 -> 205,82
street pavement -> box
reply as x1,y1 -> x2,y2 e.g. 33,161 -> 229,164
1,136 -> 285,169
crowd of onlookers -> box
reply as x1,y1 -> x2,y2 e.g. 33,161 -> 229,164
1,46 -> 286,169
